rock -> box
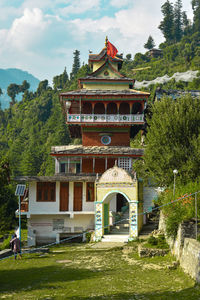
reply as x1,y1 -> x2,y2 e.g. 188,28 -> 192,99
138,244 -> 169,258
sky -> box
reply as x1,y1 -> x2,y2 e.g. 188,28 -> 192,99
0,0 -> 194,84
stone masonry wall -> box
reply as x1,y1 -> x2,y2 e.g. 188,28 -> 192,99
159,211 -> 200,282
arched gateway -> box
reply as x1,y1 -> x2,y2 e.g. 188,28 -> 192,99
95,166 -> 143,241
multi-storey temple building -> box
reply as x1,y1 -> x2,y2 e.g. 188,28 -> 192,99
18,39 -> 155,246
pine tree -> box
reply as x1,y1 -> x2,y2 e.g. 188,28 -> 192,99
173,0 -> 183,42
182,11 -> 191,35
192,0 -> 200,33
7,83 -> 20,106
144,35 -> 156,50
70,50 -> 80,80
158,0 -> 174,43
53,67 -> 69,90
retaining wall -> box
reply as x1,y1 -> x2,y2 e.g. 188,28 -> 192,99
159,212 -> 200,282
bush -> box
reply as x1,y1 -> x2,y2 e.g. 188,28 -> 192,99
156,179 -> 200,238
147,235 -> 157,245
0,236 -> 11,250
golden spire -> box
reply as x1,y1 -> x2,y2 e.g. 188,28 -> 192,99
105,36 -> 108,47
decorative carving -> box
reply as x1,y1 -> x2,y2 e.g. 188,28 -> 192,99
98,166 -> 134,184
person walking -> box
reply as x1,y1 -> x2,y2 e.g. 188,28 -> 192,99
10,234 -> 22,260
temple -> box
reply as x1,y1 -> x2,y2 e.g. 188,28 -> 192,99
17,39 -> 155,246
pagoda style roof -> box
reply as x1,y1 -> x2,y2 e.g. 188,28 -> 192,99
60,89 -> 149,98
51,145 -> 144,156
79,76 -> 134,82
15,174 -> 96,182
88,60 -> 124,78
89,48 -> 123,62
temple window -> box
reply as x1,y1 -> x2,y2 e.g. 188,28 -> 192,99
82,102 -> 92,114
86,182 -> 95,202
60,158 -> 81,174
119,102 -> 130,114
118,158 -> 132,171
107,102 -> 117,114
132,102 -> 142,114
94,103 -> 105,114
37,182 -> 56,202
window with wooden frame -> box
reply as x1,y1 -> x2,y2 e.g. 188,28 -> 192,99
37,182 -> 56,202
86,182 -> 94,202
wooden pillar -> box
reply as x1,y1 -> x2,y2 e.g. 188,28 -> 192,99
80,157 -> 82,173
93,157 -> 95,173
116,102 -> 120,114
105,157 -> 107,170
92,102 -> 95,115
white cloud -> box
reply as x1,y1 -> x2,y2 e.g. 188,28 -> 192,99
70,0 -> 164,56
59,0 -> 100,15
110,0 -> 132,8
6,8 -> 49,51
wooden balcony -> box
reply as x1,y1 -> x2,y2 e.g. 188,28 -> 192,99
67,114 -> 144,124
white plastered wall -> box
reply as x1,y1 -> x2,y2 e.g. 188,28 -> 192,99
29,181 -> 95,214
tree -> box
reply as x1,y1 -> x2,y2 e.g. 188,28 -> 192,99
158,1 -> 174,43
173,0 -> 183,42
37,80 -> 49,96
143,96 -> 200,186
126,54 -> 132,60
182,11 -> 191,35
53,67 -> 69,90
0,158 -> 17,231
7,83 -> 20,106
192,0 -> 200,33
144,35 -> 156,50
20,80 -> 30,93
70,50 -> 81,80
0,87 -> 2,96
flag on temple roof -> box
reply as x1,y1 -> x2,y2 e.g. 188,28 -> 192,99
107,41 -> 118,58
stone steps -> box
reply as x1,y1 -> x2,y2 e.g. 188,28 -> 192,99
102,234 -> 129,243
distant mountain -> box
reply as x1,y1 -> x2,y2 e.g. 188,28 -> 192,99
0,68 -> 40,109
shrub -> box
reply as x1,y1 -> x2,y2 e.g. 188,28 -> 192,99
0,236 -> 11,250
147,235 -> 157,245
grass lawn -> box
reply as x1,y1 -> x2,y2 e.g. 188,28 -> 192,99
0,242 -> 200,300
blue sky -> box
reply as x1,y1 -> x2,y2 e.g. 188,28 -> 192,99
0,0 -> 193,84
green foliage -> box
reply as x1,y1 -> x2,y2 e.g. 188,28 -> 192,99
147,235 -> 157,245
144,35 -> 155,50
157,180 -> 200,238
173,0 -> 183,42
158,1 -> 174,43
192,0 -> 200,33
70,50 -> 81,80
0,236 -> 11,250
144,96 -> 200,186
146,234 -> 169,249
0,158 -> 17,231
53,67 -> 69,90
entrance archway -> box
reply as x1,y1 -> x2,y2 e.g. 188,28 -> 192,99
102,191 -> 130,235
95,165 -> 141,241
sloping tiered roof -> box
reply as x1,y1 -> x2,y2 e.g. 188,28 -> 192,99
51,145 -> 144,156
60,89 -> 149,98
88,48 -> 123,62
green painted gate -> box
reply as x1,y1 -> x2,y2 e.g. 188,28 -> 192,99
104,203 -> 109,234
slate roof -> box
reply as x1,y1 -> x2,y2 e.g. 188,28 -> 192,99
51,145 -> 144,156
15,174 -> 96,182
79,76 -> 133,81
60,89 -> 149,97
89,48 -> 123,62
